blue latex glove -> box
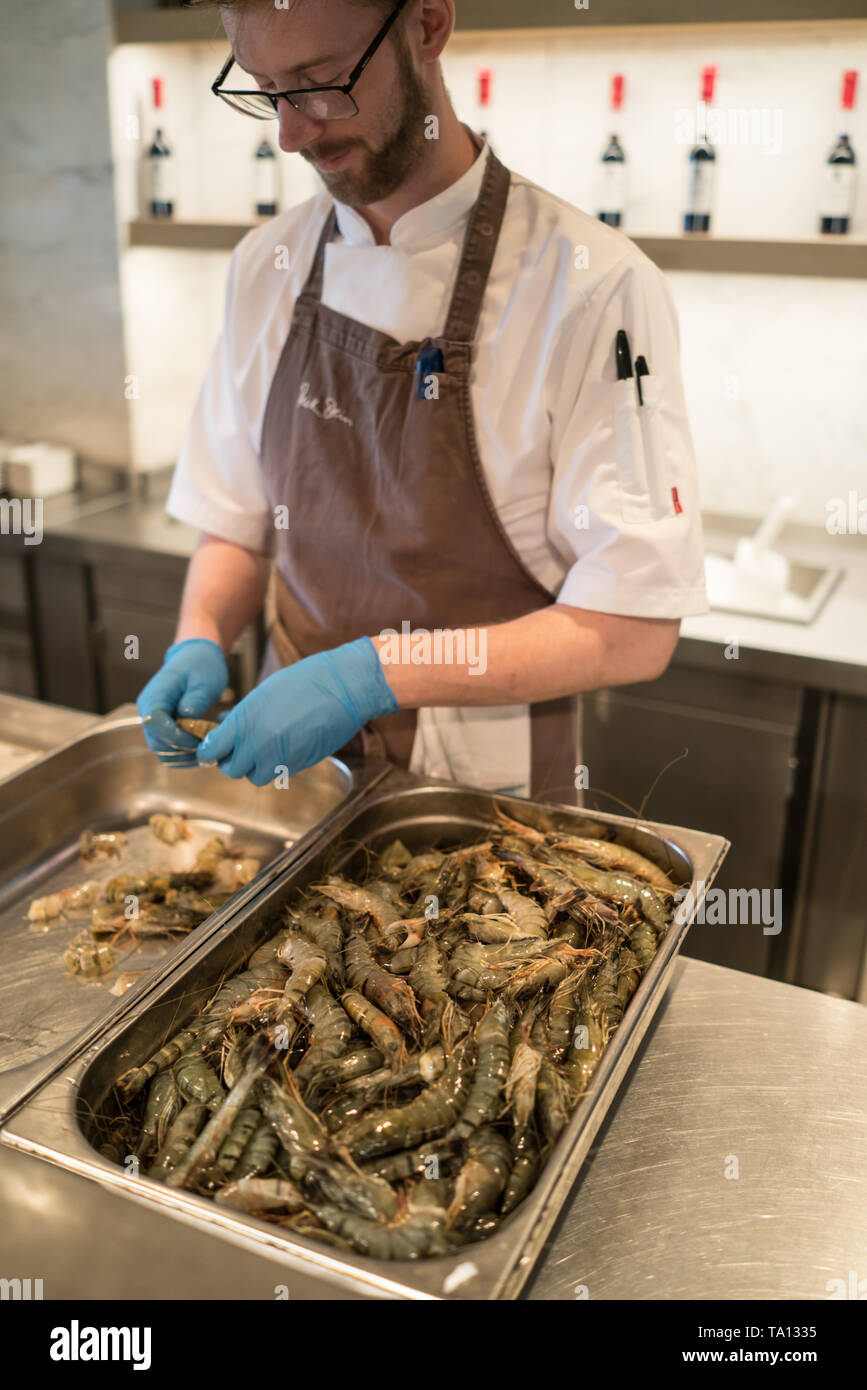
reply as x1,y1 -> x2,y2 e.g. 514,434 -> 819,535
197,637 -> 398,785
137,638 -> 229,766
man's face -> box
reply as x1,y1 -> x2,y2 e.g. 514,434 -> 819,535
223,0 -> 431,207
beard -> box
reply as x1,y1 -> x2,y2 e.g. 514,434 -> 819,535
300,35 -> 431,207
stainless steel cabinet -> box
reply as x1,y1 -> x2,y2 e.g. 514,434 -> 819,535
31,549 -> 261,715
95,601 -> 181,709
0,551 -> 37,697
94,601 -> 260,711
582,664 -> 802,977
792,694 -> 867,1000
32,555 -> 102,709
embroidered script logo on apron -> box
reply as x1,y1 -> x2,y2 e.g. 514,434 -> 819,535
297,381 -> 354,428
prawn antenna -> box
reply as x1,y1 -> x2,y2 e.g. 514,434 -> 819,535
585,747 -> 690,824
637,747 -> 690,821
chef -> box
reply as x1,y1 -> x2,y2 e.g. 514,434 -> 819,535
138,0 -> 708,804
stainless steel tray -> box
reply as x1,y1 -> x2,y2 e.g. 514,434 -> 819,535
0,711 -> 386,1120
1,774 -> 729,1300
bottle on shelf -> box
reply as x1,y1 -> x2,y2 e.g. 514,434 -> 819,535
683,65 -> 717,235
146,77 -> 174,219
597,75 -> 626,228
477,68 -> 493,150
819,71 -> 858,236
254,138 -> 280,217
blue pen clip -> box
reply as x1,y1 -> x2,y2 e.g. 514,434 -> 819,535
416,345 -> 445,399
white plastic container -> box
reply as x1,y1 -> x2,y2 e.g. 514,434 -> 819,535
4,443 -> 77,497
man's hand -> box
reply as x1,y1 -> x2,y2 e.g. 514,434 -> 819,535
137,638 -> 229,766
196,637 -> 398,785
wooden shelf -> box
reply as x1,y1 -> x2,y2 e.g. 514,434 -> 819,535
114,8 -> 225,44
127,219 -> 867,276
459,0 -> 867,25
633,234 -> 867,278
113,2 -> 867,45
128,218 -> 256,251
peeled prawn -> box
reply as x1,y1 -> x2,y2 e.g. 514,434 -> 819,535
148,813 -> 191,845
28,880 -> 101,923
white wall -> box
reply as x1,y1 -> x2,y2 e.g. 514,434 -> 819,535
0,0 -> 130,467
108,20 -> 867,524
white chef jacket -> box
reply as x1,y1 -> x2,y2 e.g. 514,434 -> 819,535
167,134 -> 708,795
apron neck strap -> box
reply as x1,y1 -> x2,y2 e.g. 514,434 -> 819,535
442,145 -> 511,345
303,206 -> 338,302
301,135 -> 512,345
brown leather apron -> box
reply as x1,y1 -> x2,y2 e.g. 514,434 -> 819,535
259,138 -> 577,803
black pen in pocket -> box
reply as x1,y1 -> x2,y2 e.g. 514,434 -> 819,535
615,329 -> 633,382
635,355 -> 650,406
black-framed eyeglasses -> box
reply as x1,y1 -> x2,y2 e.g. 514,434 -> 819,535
212,0 -> 410,122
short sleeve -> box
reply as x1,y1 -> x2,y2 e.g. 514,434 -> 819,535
548,252 -> 708,619
166,242 -> 275,555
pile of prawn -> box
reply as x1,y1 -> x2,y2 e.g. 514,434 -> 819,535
104,807 -> 677,1261
27,814 -> 260,983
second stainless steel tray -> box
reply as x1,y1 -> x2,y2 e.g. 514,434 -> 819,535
2,775 -> 729,1300
0,711 -> 386,1119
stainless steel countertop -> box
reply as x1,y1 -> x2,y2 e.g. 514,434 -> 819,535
525,957 -> 867,1301
0,694 -> 97,782
1,956 -> 864,1300
0,702 -> 863,1298
39,488 -> 196,562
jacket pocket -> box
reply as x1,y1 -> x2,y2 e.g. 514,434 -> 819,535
614,378 -> 651,524
615,376 -> 675,525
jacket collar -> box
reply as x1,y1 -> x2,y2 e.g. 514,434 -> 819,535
333,127 -> 489,252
